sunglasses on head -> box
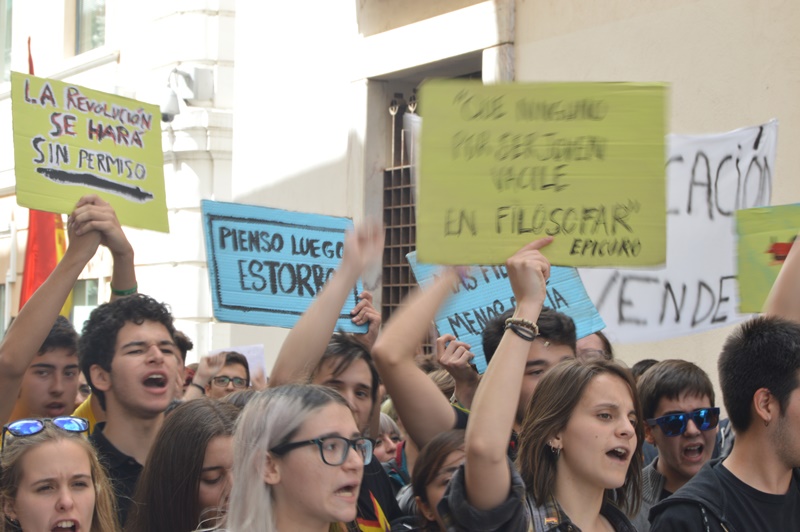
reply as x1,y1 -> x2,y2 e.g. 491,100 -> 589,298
2,416 -> 89,449
646,407 -> 720,437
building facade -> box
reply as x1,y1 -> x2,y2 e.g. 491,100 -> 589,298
1,0 -> 799,383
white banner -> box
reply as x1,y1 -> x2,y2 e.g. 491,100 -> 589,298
578,120 -> 777,343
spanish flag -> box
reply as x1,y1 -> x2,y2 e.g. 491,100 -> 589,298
19,210 -> 72,317
19,38 -> 72,317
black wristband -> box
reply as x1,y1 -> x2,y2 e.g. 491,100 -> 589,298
190,382 -> 206,395
505,322 -> 538,341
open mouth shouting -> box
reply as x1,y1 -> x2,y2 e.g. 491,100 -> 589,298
682,442 -> 705,462
334,481 -> 361,499
606,446 -> 630,463
45,402 -> 67,416
142,371 -> 169,392
51,519 -> 81,531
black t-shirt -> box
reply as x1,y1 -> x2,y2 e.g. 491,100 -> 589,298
716,464 -> 800,531
89,422 -> 143,527
357,456 -> 402,531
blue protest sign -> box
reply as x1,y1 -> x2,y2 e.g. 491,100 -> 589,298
407,252 -> 605,372
202,200 -> 366,332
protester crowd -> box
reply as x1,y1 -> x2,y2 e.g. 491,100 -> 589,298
1,196 -> 799,532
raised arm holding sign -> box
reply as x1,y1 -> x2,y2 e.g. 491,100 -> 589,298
407,251 -> 604,372
371,268 -> 465,448
270,222 -> 384,389
11,73 -> 168,232
0,197 -> 136,425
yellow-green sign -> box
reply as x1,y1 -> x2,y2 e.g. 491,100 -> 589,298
11,72 -> 168,232
736,204 -> 800,313
417,80 -> 667,266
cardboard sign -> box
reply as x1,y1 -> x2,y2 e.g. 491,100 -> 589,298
11,73 -> 168,232
407,251 -> 605,372
416,80 -> 667,266
736,204 -> 800,313
202,200 -> 367,332
579,121 -> 777,343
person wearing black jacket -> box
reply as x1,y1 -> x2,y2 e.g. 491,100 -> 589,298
650,316 -> 800,531
650,457 -> 800,531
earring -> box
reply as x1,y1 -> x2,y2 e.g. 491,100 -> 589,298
548,442 -> 561,457
764,418 -> 770,427
543,340 -> 551,348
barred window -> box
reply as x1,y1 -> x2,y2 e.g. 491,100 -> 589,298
381,94 -> 418,325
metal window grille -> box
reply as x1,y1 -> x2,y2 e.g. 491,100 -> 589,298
381,94 -> 418,325
380,72 -> 480,354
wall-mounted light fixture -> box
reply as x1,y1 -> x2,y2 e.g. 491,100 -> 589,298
160,66 -> 214,123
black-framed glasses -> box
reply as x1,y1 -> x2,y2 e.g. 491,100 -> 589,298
2,417 -> 89,449
646,407 -> 720,437
271,436 -> 374,466
211,376 -> 248,389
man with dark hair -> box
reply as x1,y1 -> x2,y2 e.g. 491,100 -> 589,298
0,195 -> 136,426
173,330 -> 193,363
650,316 -> 800,530
310,333 -> 381,420
373,277 -> 575,457
632,358 -> 660,382
6,316 -> 79,422
482,307 -> 577,364
478,306 -> 576,427
632,359 -> 718,531
204,351 -> 250,399
80,293 -> 179,525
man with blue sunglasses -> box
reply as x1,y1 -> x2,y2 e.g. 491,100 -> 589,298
651,232 -> 800,531
630,359 -> 718,531
650,316 -> 800,531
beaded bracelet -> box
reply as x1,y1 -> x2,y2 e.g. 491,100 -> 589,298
111,283 -> 138,297
504,317 -> 539,341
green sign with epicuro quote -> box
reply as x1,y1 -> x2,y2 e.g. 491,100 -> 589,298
11,72 -> 169,232
416,80 -> 667,266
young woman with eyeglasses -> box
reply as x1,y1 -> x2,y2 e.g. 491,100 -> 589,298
225,385 -> 372,532
124,399 -> 240,532
0,417 -> 118,532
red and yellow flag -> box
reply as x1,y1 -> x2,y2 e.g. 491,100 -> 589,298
19,37 -> 72,317
19,210 -> 72,317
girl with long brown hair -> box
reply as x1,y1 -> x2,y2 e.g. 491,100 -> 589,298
439,238 -> 643,531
